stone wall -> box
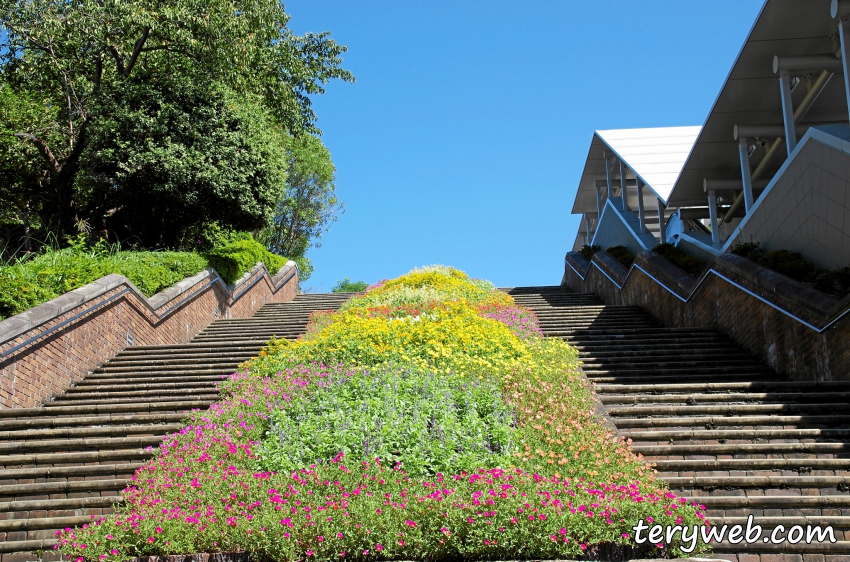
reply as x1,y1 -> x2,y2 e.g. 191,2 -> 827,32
562,250 -> 850,380
0,262 -> 298,409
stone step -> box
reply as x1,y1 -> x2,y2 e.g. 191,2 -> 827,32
633,442 -> 850,455
665,474 -> 850,488
72,378 -> 225,391
601,392 -> 850,405
0,400 -> 211,418
0,495 -> 123,513
652,458 -> 850,471
583,359 -> 762,370
82,369 -> 236,380
0,423 -> 182,442
615,414 -> 850,428
0,412 -> 185,431
0,463 -> 143,481
0,516 -> 94,533
710,540 -> 850,555
585,366 -> 768,378
47,393 -> 219,406
53,388 -> 219,402
607,403 -> 850,417
562,335 -> 729,346
96,358 -> 247,371
595,381 -> 850,394
622,428 -> 850,441
0,435 -> 167,454
1,448 -> 152,467
115,345 -> 265,358
75,367 -> 234,378
693,495 -> 850,508
587,372 -> 774,384
0,478 -> 130,498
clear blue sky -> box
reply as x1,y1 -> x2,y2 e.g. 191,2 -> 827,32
285,1 -> 765,291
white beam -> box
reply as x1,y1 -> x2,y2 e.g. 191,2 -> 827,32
656,198 -> 667,244
707,190 -> 720,248
619,159 -> 628,211
595,187 -> 603,218
737,138 -> 755,212
636,178 -> 647,234
778,71 -> 797,156
840,19 -> 850,126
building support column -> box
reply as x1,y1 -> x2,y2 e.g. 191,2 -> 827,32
707,190 -> 720,248
737,138 -> 755,212
779,70 -> 797,156
619,160 -> 628,211
584,213 -> 592,244
595,187 -> 603,218
605,158 -> 613,202
636,178 -> 647,233
839,18 -> 850,126
656,198 -> 667,244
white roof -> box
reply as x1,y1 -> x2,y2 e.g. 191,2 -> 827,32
596,126 -> 702,202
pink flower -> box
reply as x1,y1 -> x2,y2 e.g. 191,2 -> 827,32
375,544 -> 383,551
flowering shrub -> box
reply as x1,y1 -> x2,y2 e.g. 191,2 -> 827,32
57,266 -> 709,560
479,305 -> 544,341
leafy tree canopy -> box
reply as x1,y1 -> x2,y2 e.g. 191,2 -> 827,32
257,133 -> 342,264
81,72 -> 289,248
0,0 -> 353,241
332,278 -> 368,293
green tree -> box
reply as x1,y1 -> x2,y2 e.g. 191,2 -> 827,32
80,73 -> 289,248
0,83 -> 54,253
257,134 -> 343,269
0,0 -> 353,240
332,278 -> 368,293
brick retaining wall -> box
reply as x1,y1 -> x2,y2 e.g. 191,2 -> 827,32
0,262 -> 298,409
562,251 -> 850,380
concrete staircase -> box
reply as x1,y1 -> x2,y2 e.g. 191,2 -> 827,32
504,285 -> 850,561
0,292 -> 351,561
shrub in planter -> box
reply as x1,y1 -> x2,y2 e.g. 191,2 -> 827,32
605,245 -> 635,268
730,241 -> 850,299
579,244 -> 601,261
652,243 -> 707,277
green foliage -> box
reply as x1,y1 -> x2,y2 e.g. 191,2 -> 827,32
728,240 -> 764,262
205,235 -> 288,284
332,278 -> 368,292
0,236 -> 208,320
1,0 -> 353,243
605,245 -> 635,268
729,241 -> 850,299
578,244 -> 600,261
255,133 -> 343,278
652,243 -> 708,277
82,77 -> 289,248
261,366 -> 516,477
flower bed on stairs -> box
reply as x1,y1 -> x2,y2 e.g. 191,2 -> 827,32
56,266 -> 708,561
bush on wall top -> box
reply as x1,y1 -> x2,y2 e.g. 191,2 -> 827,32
204,233 -> 288,284
0,233 -> 289,321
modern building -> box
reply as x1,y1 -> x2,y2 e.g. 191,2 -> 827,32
570,0 -> 850,270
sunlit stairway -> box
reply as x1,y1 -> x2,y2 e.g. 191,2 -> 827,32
0,292 -> 352,561
503,285 -> 850,560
